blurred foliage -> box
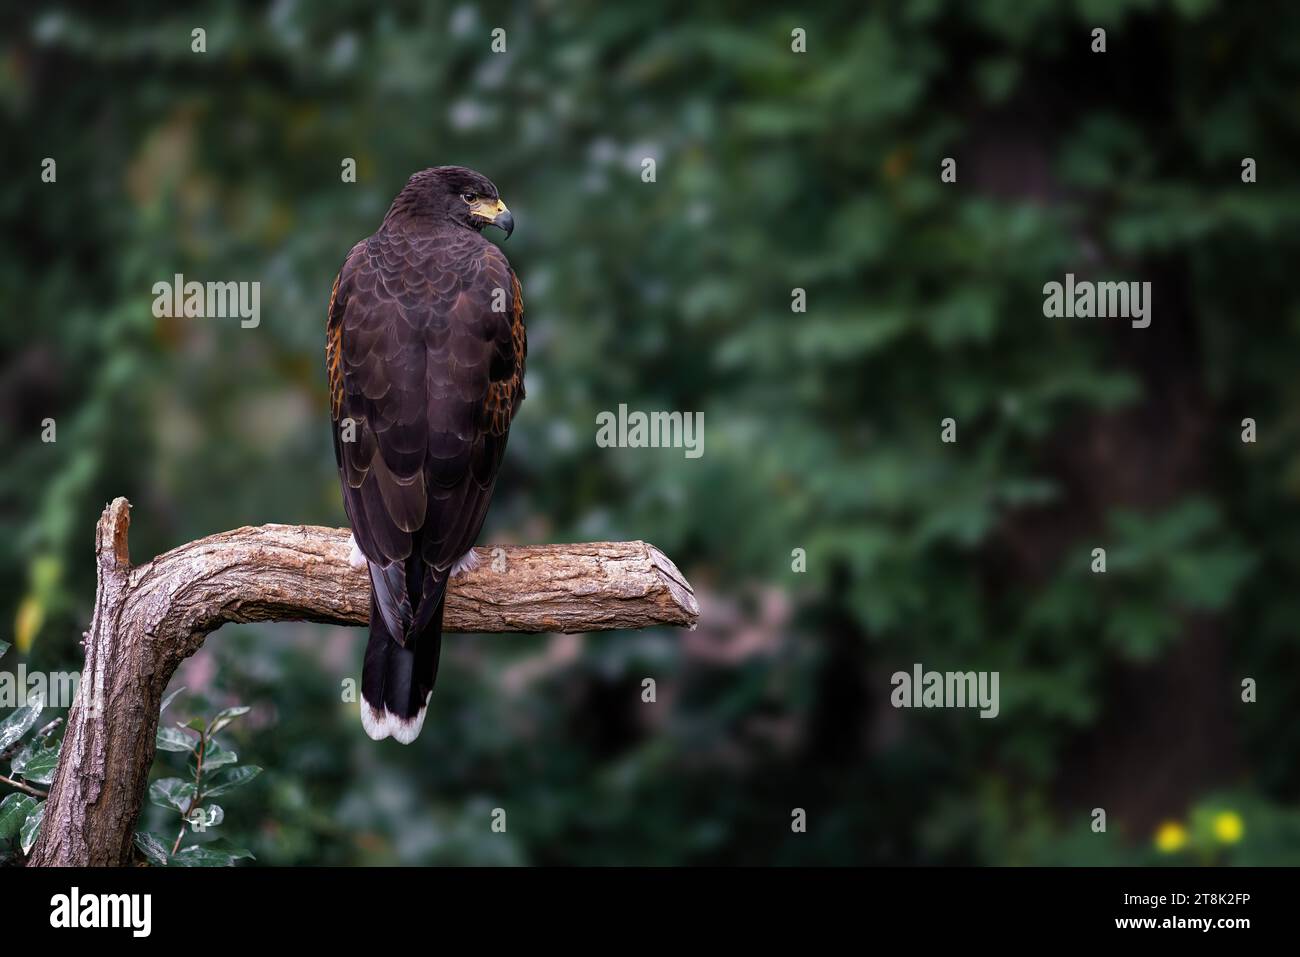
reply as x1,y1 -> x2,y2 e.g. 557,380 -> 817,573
138,687 -> 260,867
2,0 -> 1300,864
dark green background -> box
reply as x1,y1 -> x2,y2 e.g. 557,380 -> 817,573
3,0 -> 1299,864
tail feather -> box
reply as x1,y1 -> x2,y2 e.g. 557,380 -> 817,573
360,596 -> 443,744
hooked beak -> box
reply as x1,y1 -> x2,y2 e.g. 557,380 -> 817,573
471,198 -> 514,239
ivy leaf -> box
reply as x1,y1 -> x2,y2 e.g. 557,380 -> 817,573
20,801 -> 44,855
156,726 -> 197,753
203,765 -> 261,797
207,706 -> 250,737
0,692 -> 44,752
19,745 -> 60,785
0,793 -> 36,840
133,831 -> 170,866
149,777 -> 197,811
159,686 -> 186,715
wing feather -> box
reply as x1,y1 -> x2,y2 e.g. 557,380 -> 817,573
329,229 -> 525,642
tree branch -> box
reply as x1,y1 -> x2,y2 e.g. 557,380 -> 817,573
0,773 -> 47,800
27,497 -> 699,866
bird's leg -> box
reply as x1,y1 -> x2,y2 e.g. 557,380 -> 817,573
450,548 -> 481,578
346,534 -> 368,570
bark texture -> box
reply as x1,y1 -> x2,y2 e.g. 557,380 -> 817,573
28,497 -> 699,866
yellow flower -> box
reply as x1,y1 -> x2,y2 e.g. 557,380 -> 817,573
1155,821 -> 1188,854
1212,811 -> 1244,845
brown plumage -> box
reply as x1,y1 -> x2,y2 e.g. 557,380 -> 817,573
327,166 -> 525,742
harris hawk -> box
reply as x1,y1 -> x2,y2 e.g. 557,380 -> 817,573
326,166 -> 525,742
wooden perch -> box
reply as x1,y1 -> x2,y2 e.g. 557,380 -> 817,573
27,497 -> 699,867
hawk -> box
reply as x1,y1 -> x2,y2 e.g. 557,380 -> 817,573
327,167 -> 525,743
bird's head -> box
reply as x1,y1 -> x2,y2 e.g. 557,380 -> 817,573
388,166 -> 514,239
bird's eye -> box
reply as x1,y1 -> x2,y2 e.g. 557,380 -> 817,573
461,192 -> 477,204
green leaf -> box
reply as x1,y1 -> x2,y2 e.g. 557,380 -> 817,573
20,801 -> 44,855
133,831 -> 170,866
149,777 -> 196,811
156,726 -> 197,752
207,706 -> 250,736
0,692 -> 44,752
9,742 -> 34,776
181,717 -> 207,734
0,639 -> 10,659
19,746 -> 59,785
168,841 -> 254,867
0,793 -> 36,840
200,740 -> 237,769
159,686 -> 186,715
204,837 -> 251,859
203,765 -> 261,797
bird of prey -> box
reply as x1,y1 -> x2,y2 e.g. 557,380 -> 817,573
326,166 -> 525,743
